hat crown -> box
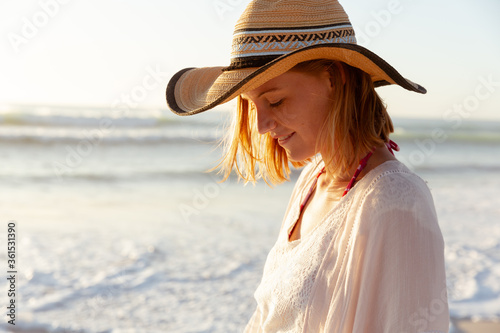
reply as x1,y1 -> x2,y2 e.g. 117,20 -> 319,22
235,0 -> 352,31
227,0 -> 356,70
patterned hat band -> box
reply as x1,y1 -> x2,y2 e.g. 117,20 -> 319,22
225,23 -> 357,71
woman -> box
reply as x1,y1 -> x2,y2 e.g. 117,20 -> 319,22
166,0 -> 449,332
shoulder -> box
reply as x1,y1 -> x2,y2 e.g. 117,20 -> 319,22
355,160 -> 440,232
362,160 -> 433,207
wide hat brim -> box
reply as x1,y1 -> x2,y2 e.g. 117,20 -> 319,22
166,43 -> 426,116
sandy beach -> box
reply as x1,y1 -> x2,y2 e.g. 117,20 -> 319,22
452,319 -> 500,333
5,319 -> 500,333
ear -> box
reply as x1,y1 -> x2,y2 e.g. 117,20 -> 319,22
334,62 -> 346,85
320,66 -> 335,93
322,62 -> 345,92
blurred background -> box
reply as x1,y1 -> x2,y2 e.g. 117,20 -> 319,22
0,0 -> 499,332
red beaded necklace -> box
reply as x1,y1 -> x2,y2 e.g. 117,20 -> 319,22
292,141 -> 399,239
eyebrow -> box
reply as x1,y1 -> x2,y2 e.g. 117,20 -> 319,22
258,87 -> 280,98
241,87 -> 281,101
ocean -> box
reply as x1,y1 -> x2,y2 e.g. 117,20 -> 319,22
0,104 -> 499,332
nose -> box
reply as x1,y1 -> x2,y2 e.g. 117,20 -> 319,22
255,105 -> 277,135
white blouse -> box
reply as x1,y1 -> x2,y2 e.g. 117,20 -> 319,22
244,160 -> 449,333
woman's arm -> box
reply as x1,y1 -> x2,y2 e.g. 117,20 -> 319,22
349,171 -> 449,333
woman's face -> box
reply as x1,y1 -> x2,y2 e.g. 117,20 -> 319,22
242,69 -> 334,161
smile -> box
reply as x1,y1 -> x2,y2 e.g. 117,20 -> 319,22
277,132 -> 295,145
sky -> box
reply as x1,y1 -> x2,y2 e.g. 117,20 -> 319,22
0,0 -> 499,120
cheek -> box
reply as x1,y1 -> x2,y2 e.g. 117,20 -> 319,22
275,104 -> 299,124
314,98 -> 333,124
276,95 -> 331,131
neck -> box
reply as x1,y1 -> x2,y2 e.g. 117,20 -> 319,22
318,144 -> 396,189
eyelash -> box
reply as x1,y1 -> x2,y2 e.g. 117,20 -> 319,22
269,99 -> 283,108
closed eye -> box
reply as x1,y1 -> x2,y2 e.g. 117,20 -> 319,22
269,99 -> 283,108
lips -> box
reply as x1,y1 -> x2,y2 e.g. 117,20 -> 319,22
277,132 -> 295,145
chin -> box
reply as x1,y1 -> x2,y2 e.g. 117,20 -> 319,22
286,150 -> 314,163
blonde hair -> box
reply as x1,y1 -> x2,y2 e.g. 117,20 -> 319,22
215,59 -> 394,185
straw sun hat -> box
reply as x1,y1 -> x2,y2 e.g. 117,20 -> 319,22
166,0 -> 426,116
